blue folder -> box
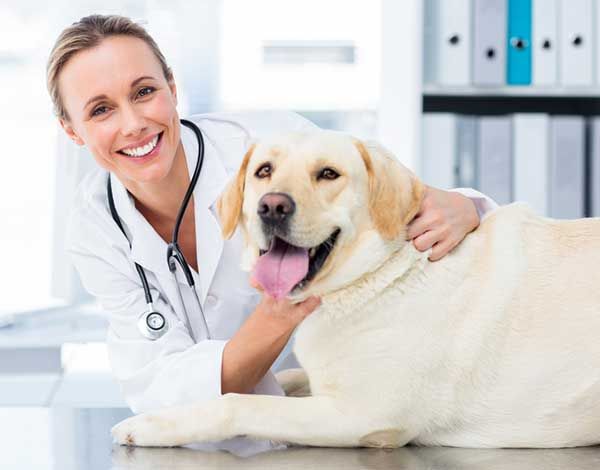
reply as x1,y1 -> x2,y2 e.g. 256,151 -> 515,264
507,0 -> 532,85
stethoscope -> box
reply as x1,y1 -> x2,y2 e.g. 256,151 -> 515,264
106,119 -> 210,342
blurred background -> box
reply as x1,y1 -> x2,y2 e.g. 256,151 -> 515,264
1,0 -> 600,466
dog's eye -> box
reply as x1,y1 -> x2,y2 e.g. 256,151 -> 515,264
318,168 -> 340,180
255,163 -> 272,179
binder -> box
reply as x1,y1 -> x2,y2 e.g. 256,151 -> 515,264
473,0 -> 507,86
477,116 -> 512,205
549,117 -> 585,219
456,115 -> 478,188
437,0 -> 472,86
507,0 -> 532,85
597,0 -> 600,86
421,113 -> 457,190
532,0 -> 558,86
423,0 -> 471,86
590,118 -> 600,217
513,114 -> 549,216
423,0 -> 438,84
558,0 -> 593,86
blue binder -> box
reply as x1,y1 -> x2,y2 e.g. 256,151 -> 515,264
507,0 -> 532,85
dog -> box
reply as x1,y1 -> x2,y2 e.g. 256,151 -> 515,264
112,130 -> 600,448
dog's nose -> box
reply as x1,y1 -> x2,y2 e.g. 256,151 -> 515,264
257,192 -> 295,225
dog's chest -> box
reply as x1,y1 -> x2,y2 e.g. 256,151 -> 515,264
292,290 -> 452,398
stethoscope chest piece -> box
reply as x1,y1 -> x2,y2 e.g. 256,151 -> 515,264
138,306 -> 169,340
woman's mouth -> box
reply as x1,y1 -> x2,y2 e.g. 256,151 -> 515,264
117,131 -> 163,161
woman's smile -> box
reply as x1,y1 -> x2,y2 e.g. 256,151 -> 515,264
116,131 -> 164,164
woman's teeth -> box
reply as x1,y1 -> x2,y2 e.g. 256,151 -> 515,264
121,134 -> 159,157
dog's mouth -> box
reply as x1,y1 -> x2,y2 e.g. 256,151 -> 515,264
253,228 -> 341,299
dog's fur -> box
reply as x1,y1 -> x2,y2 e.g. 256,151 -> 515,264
112,130 -> 600,449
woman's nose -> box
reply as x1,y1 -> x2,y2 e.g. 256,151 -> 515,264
119,104 -> 147,136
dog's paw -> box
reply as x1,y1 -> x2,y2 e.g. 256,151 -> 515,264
111,412 -> 184,447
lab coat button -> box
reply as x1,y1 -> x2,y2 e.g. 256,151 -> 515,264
206,294 -> 218,307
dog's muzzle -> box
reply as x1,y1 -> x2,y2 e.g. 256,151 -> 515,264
257,192 -> 295,235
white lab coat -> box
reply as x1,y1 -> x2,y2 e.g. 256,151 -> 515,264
67,110 -> 498,418
67,111 -> 320,417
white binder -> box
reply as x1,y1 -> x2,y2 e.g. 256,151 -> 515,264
549,116 -> 585,219
477,116 -> 512,205
456,115 -> 478,188
423,0 -> 438,84
513,114 -> 549,216
437,0 -> 472,85
596,0 -> 600,86
473,0 -> 507,86
558,0 -> 593,86
532,0 -> 558,86
590,118 -> 600,217
421,113 -> 457,190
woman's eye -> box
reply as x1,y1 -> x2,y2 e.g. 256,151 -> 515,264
255,163 -> 272,178
137,86 -> 155,98
91,106 -> 108,117
318,168 -> 340,180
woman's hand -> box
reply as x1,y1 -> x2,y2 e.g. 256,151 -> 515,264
406,186 -> 480,261
250,276 -> 321,333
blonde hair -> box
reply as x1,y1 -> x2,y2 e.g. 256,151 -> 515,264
46,14 -> 173,121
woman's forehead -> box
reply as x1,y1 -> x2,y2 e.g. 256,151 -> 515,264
59,36 -> 164,114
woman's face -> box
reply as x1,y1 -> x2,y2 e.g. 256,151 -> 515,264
59,35 -> 180,185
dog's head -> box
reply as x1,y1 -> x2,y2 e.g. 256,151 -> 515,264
216,130 -> 424,300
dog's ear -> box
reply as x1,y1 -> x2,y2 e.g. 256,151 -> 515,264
354,140 -> 424,240
216,143 -> 256,239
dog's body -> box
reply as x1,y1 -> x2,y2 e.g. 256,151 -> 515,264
112,131 -> 600,449
293,204 -> 600,448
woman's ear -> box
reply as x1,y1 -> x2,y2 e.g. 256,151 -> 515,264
354,140 -> 424,240
216,143 -> 256,240
59,119 -> 84,146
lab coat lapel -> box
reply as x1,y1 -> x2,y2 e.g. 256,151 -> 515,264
182,122 -> 227,305
111,122 -> 230,294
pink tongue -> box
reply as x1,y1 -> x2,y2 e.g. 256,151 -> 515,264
253,238 -> 309,299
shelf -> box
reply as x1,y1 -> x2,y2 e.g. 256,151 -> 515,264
423,93 -> 600,115
423,85 -> 600,98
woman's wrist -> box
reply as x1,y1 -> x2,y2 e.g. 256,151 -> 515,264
406,185 -> 480,261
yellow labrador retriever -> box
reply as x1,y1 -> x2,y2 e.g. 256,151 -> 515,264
112,130 -> 600,448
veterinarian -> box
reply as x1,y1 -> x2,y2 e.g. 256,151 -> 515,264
47,15 -> 497,415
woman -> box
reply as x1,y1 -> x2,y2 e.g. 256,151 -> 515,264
47,15 -> 496,415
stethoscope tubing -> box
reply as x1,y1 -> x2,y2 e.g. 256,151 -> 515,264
106,119 -> 210,342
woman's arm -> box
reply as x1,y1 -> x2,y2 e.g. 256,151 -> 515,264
221,292 -> 320,394
406,186 -> 498,261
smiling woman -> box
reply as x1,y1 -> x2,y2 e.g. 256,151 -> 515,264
45,14 -> 329,417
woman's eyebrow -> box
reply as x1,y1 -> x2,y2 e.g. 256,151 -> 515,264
83,76 -> 157,110
130,75 -> 156,88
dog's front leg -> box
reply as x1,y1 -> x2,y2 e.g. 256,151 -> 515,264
112,394 -> 413,448
228,394 -> 413,448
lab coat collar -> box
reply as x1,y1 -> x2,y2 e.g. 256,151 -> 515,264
111,120 -> 228,304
